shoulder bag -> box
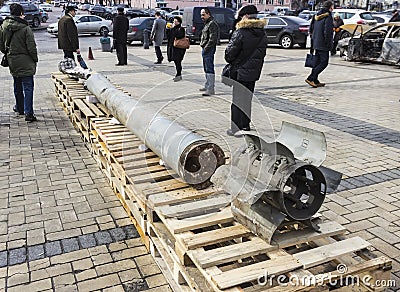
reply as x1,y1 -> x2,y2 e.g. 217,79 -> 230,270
173,28 -> 190,49
1,31 -> 14,68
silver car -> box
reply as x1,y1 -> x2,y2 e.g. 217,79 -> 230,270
47,15 -> 112,36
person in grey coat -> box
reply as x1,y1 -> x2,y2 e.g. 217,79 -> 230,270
151,11 -> 166,64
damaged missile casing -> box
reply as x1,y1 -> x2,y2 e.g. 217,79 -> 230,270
211,122 -> 342,243
86,73 -> 225,189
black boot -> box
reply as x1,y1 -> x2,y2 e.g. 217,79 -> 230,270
25,114 -> 37,122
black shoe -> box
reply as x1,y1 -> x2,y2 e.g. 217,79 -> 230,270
241,127 -> 251,131
154,61 -> 162,64
13,105 -> 24,115
25,114 -> 37,122
115,63 -> 124,66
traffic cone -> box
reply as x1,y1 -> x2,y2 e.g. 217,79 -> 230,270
88,47 -> 94,60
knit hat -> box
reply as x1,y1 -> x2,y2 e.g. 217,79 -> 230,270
238,5 -> 258,18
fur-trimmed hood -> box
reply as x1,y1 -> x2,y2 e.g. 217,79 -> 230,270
315,11 -> 331,21
236,18 -> 266,30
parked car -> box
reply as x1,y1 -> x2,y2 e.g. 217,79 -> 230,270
371,13 -> 392,23
332,9 -> 377,25
89,4 -> 112,20
39,8 -> 48,22
39,3 -> 52,11
80,3 -> 91,10
338,23 -> 400,66
298,10 -> 316,21
183,6 -> 235,43
125,17 -> 155,44
264,16 -> 309,48
257,11 -> 270,18
0,15 -> 3,26
0,2 -> 41,27
47,14 -> 112,36
271,6 -> 290,16
124,8 -> 150,19
166,9 -> 183,22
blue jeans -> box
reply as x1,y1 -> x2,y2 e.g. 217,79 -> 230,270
307,50 -> 329,83
13,76 -> 34,115
202,47 -> 216,90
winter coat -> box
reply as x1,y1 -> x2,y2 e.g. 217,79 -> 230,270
333,17 -> 344,42
151,17 -> 166,46
58,13 -> 79,51
0,16 -> 38,77
166,24 -> 186,62
113,14 -> 129,44
310,9 -> 333,51
224,18 -> 267,82
200,17 -> 219,51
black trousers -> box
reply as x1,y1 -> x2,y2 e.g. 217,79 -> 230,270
115,43 -> 127,65
155,46 -> 163,62
63,50 -> 74,60
231,80 -> 255,132
173,59 -> 182,77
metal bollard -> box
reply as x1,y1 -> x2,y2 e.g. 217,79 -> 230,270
143,29 -> 150,49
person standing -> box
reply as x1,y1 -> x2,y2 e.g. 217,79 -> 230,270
58,5 -> 79,60
113,7 -> 129,66
199,8 -> 219,96
151,11 -> 166,64
331,12 -> 344,55
305,0 -> 334,88
166,16 -> 186,81
389,9 -> 400,22
224,5 -> 267,136
0,3 -> 38,122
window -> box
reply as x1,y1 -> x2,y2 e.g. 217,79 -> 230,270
268,0 -> 274,5
79,16 -> 90,22
89,16 -> 101,22
268,17 -> 285,25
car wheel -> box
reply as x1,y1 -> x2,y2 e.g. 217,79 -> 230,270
280,34 -> 293,49
42,16 -> 48,23
99,27 -> 109,36
33,17 -> 40,28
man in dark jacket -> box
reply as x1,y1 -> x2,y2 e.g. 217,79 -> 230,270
390,9 -> 400,22
224,5 -> 267,136
0,3 -> 38,122
306,0 -> 333,88
113,7 -> 129,66
199,8 -> 219,96
58,5 -> 79,60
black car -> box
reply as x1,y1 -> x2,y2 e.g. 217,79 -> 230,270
89,4 -> 112,20
183,6 -> 235,43
0,2 -> 41,27
125,8 -> 150,19
126,17 -> 155,44
265,16 -> 309,48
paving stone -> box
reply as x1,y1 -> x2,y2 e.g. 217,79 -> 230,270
77,274 -> 121,291
53,273 -> 76,288
78,234 -> 97,249
94,231 -> 113,245
109,227 -> 126,242
72,258 -> 93,271
7,273 -> 30,287
74,268 -> 98,282
45,241 -> 62,257
123,225 -> 139,239
369,227 -> 400,245
122,280 -> 149,291
96,259 -> 135,276
0,251 -> 7,268
61,238 -> 80,253
27,245 -> 45,261
8,247 -> 26,266
7,278 -> 52,292
146,273 -> 168,288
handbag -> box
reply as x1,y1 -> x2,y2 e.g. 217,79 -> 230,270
1,30 -> 14,68
305,49 -> 316,68
1,54 -> 8,67
173,37 -> 190,49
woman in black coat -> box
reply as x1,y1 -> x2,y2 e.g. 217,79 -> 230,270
167,16 -> 186,82
224,5 -> 267,136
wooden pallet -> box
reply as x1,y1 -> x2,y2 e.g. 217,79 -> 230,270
51,73 -> 393,292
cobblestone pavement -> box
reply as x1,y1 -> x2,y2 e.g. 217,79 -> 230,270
1,40 -> 400,291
